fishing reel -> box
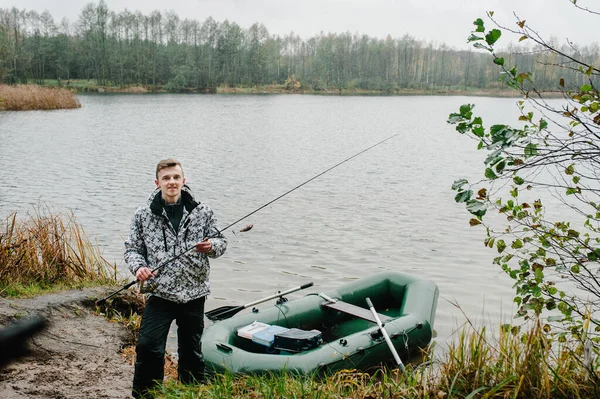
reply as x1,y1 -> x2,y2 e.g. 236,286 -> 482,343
275,293 -> 289,305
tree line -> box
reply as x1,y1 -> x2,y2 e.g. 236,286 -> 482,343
1,1 -> 598,92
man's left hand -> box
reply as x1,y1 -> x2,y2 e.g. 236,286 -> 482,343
195,239 -> 212,253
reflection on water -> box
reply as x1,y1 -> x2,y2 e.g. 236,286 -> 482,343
1,93 -> 535,349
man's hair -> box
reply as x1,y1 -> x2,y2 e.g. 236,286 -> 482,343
156,159 -> 184,179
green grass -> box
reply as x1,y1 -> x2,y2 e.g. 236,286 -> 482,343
142,322 -> 599,399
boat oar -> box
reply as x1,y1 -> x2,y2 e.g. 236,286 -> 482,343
365,297 -> 405,371
206,282 -> 314,321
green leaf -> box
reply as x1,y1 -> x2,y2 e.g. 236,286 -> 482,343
452,179 -> 469,190
573,176 -> 580,184
571,264 -> 580,274
495,160 -> 506,174
466,199 -> 487,217
565,164 -> 575,175
473,125 -> 485,137
485,168 -> 498,179
580,84 -> 592,92
473,42 -> 491,51
516,73 -> 531,83
539,119 -> 548,130
455,190 -> 473,203
459,104 -> 474,118
493,57 -> 505,66
587,248 -> 600,261
485,29 -> 502,46
484,150 -> 502,166
456,122 -> 470,134
447,113 -> 464,124
512,239 -> 523,249
467,34 -> 484,42
473,18 -> 485,32
496,239 -> 507,253
513,176 -> 525,185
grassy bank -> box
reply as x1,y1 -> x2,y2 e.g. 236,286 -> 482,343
100,292 -> 600,399
0,209 -> 116,297
0,84 -> 81,110
146,323 -> 598,399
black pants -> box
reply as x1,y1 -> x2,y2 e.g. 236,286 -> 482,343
132,295 -> 206,398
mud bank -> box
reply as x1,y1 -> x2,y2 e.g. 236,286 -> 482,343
0,287 -> 135,399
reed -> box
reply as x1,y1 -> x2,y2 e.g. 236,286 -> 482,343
0,84 -> 81,110
0,209 -> 116,296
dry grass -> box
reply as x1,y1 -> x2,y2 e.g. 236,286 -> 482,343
0,84 -> 81,110
0,209 -> 116,296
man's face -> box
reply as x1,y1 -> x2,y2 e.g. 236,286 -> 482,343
155,165 -> 186,204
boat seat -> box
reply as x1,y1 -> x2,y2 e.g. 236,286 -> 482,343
320,297 -> 391,324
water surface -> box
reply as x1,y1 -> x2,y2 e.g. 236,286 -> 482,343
1,93 -> 533,349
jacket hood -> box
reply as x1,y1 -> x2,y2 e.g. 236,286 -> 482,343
148,184 -> 200,216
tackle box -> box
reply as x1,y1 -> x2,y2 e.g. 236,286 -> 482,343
251,325 -> 290,347
273,328 -> 323,353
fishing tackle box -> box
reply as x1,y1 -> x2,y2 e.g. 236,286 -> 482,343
273,328 -> 323,353
237,322 -> 322,353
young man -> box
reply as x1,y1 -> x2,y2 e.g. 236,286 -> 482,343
125,159 -> 227,398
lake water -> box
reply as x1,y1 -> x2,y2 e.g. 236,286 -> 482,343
0,93 -> 543,352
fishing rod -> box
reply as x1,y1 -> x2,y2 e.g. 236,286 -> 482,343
96,134 -> 398,305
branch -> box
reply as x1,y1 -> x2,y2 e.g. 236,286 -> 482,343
569,0 -> 600,16
488,12 -> 600,74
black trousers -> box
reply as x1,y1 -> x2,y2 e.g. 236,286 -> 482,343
132,295 -> 206,398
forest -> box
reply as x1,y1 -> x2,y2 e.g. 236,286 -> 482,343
1,1 -> 599,92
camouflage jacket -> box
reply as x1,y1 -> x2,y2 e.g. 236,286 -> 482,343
124,186 -> 227,303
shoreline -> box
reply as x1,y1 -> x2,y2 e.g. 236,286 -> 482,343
76,84 -> 523,97
11,80 -> 530,97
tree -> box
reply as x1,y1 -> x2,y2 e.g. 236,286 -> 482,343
448,2 -> 600,353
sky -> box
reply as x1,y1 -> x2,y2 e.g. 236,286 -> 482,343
0,0 -> 596,49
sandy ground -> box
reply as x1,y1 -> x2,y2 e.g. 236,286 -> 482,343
0,287 -> 135,399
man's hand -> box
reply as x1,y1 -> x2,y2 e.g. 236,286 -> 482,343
136,267 -> 155,282
195,239 -> 212,253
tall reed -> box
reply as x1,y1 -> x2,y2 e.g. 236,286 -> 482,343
0,84 -> 81,110
0,209 -> 116,296
438,322 -> 600,398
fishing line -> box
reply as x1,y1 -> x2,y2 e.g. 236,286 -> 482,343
215,133 -> 398,235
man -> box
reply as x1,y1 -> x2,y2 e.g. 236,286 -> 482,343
125,159 -> 227,398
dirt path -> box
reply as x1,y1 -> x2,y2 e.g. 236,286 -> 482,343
0,287 -> 135,399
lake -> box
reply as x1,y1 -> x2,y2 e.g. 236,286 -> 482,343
0,93 -> 536,351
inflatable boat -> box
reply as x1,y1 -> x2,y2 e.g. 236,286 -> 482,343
202,271 -> 438,375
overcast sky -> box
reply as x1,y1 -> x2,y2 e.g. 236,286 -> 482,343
0,0 -> 596,49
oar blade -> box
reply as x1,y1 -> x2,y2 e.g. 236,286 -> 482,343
205,305 -> 244,321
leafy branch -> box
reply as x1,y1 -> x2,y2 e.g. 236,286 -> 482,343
447,5 -> 600,347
